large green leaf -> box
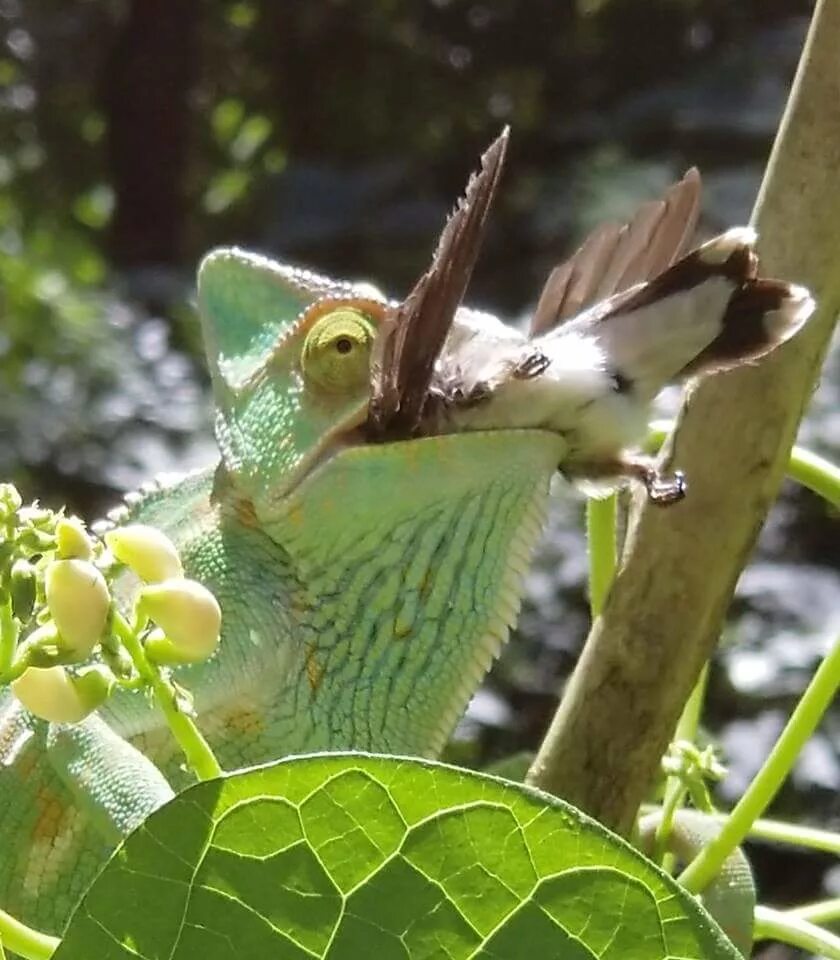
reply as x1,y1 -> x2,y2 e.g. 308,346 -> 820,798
56,754 -> 740,959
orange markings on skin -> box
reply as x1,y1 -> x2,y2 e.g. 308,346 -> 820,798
222,708 -> 265,736
234,496 -> 259,528
285,504 -> 305,528
14,749 -> 37,780
31,787 -> 68,844
267,295 -> 388,372
305,643 -> 325,697
296,296 -> 388,337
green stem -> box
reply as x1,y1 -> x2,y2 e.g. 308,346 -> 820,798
753,905 -> 840,958
787,446 -> 840,506
641,806 -> 840,856
653,665 -> 709,864
112,612 -> 222,780
0,597 -> 18,677
586,495 -> 617,618
652,781 -> 687,871
745,816 -> 840,855
648,421 -> 840,507
679,632 -> 840,894
790,898 -> 840,926
0,907 -> 58,960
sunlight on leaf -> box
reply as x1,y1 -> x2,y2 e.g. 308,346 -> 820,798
56,754 -> 741,960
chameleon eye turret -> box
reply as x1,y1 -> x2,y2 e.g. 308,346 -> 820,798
301,306 -> 376,394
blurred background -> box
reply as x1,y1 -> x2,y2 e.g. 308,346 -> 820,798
1,2 -> 838,951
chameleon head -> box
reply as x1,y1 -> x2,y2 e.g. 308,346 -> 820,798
197,248 -> 402,513
196,130 -> 521,519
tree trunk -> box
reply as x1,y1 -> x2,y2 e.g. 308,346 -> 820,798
101,0 -> 200,268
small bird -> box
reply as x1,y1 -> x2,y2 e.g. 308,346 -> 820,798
368,131 -> 815,504
374,135 -> 814,503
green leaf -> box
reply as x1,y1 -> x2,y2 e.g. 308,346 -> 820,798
211,99 -> 245,145
230,115 -> 272,163
56,754 -> 741,959
72,184 -> 114,230
202,168 -> 251,214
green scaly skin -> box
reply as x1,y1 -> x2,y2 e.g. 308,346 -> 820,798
639,810 -> 755,958
0,248 -> 565,935
0,163 -> 781,942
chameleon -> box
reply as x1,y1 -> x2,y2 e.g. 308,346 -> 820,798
0,129 -> 813,940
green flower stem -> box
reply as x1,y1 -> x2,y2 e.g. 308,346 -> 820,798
648,420 -> 840,507
641,805 -> 840,856
652,781 -> 687,871
787,446 -> 840,506
0,906 -> 58,960
0,646 -> 34,686
586,495 -> 617,618
745,816 -> 840,854
679,631 -> 840,895
652,665 -> 709,864
790,898 -> 840,925
112,612 -> 222,781
753,905 -> 840,958
0,596 -> 18,677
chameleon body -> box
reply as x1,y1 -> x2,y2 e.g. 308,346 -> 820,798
0,137 -> 811,938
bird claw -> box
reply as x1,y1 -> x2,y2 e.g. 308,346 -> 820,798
644,469 -> 687,506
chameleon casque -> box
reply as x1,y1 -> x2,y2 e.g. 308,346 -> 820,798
0,130 -> 814,938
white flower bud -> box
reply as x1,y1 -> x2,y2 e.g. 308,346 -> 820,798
45,559 -> 110,659
56,516 -> 93,560
11,664 -> 113,724
140,579 -> 221,664
0,482 -> 22,517
105,525 -> 183,583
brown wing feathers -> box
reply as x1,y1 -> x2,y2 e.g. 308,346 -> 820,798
369,141 -> 810,439
368,129 -> 508,438
530,169 -> 702,335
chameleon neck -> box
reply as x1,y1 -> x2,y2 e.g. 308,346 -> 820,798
260,429 -> 563,757
108,430 -> 563,771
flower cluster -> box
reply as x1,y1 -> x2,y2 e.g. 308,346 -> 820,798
106,526 -> 221,665
0,483 -> 221,725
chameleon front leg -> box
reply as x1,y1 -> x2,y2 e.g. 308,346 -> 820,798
0,699 -> 174,935
45,714 -> 175,845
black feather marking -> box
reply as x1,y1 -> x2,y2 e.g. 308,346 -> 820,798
599,241 -> 756,320
679,278 -> 792,377
609,369 -> 634,393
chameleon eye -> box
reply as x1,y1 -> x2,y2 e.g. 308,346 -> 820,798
301,308 -> 376,394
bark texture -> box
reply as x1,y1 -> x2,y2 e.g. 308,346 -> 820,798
527,0 -> 840,836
